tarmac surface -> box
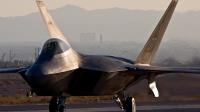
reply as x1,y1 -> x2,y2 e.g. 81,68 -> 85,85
0,101 -> 200,112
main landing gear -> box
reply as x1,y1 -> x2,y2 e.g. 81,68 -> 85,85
114,92 -> 136,112
49,97 -> 66,112
125,97 -> 136,112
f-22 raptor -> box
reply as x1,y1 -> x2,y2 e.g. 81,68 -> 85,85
0,0 -> 199,112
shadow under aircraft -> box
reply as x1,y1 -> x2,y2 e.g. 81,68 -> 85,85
0,0 -> 199,112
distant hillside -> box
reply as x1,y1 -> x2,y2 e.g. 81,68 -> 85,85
0,5 -> 200,62
0,5 -> 200,43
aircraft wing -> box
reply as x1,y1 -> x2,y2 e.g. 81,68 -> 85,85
132,66 -> 200,75
0,67 -> 30,73
126,65 -> 200,97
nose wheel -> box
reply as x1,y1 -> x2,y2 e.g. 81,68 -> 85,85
49,97 -> 66,112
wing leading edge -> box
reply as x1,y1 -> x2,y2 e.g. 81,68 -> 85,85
131,66 -> 200,75
0,68 -> 25,73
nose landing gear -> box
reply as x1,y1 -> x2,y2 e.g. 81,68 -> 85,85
58,97 -> 66,112
49,97 -> 66,112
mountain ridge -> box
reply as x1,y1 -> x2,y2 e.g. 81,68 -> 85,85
0,5 -> 199,43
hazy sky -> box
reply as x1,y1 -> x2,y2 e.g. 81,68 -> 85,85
0,0 -> 200,17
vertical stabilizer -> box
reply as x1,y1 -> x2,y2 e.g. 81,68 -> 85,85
36,1 -> 71,47
134,0 -> 178,65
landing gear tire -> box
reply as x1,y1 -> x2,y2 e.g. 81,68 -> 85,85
57,97 -> 66,112
49,97 -> 58,112
125,97 -> 136,112
58,105 -> 65,112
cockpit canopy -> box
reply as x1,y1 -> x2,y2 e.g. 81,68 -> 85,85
40,38 -> 70,55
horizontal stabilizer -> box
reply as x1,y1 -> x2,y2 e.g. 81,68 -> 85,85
36,1 -> 71,47
134,0 -> 179,65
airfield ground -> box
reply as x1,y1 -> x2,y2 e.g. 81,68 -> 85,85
0,101 -> 200,112
0,73 -> 200,104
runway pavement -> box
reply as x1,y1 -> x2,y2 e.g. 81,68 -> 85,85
0,101 -> 200,112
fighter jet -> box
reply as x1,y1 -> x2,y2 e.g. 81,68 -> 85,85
0,0 -> 199,112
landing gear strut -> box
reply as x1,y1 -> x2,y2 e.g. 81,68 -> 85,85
49,97 -> 66,112
114,91 -> 136,112
26,88 -> 34,97
113,95 -> 124,110
49,97 -> 58,112
124,97 -> 136,112
58,97 -> 66,112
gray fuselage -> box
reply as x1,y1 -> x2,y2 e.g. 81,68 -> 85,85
24,39 -> 137,97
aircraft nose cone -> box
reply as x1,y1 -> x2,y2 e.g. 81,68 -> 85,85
26,64 -> 53,76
